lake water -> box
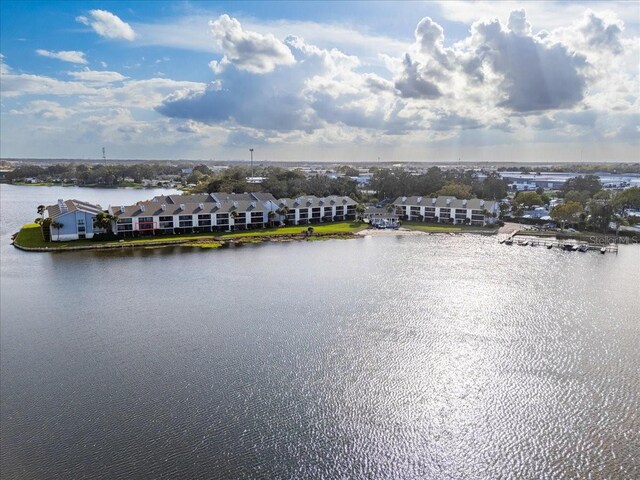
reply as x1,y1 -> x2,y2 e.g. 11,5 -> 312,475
1,185 -> 639,479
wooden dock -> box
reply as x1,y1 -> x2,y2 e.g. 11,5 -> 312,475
499,235 -> 619,253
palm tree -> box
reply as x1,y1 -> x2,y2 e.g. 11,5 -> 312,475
94,212 -> 117,234
267,210 -> 277,228
229,210 -> 237,231
276,206 -> 289,225
37,204 -> 46,223
355,203 -> 366,221
51,221 -> 64,241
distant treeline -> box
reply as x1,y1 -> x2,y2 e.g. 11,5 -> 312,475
5,163 -> 186,186
368,167 -> 509,200
193,166 -> 360,199
496,164 -> 640,174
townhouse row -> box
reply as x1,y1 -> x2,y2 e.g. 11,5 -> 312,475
393,196 -> 499,226
45,192 -> 358,240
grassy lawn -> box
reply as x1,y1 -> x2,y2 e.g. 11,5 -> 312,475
13,221 -> 366,250
401,222 -> 498,234
219,222 -> 366,238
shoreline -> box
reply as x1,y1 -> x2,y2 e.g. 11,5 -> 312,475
12,231 -> 362,252
11,222 -> 501,253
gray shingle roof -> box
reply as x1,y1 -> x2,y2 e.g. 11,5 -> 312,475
393,195 -> 497,211
277,195 -> 357,209
46,199 -> 103,218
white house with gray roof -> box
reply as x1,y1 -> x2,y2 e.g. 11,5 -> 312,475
276,195 -> 357,225
106,192 -> 359,236
108,192 -> 281,235
393,196 -> 499,226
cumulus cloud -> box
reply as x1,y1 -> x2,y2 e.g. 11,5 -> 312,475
470,14 -> 588,112
36,49 -> 88,64
67,69 -> 127,84
10,100 -> 73,120
76,10 -> 136,41
394,53 -> 442,99
209,15 -> 295,74
390,10 -> 590,114
578,10 -> 624,54
158,34 -> 418,136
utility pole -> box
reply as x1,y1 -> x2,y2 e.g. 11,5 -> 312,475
249,148 -> 254,181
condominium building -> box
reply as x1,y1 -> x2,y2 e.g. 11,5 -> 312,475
393,196 -> 499,226
107,192 -> 357,236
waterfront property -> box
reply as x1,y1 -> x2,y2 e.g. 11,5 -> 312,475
109,192 -> 279,236
39,192 -> 359,241
275,195 -> 357,225
45,199 -> 104,241
393,196 -> 499,226
102,192 -> 357,236
108,192 -> 357,237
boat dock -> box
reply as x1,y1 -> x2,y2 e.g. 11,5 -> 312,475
499,235 -> 619,253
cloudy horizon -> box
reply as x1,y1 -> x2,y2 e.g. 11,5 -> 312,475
1,1 -> 638,163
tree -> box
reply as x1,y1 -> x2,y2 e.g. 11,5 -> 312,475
51,221 -> 64,241
229,210 -> 238,231
355,203 -> 366,221
551,202 -> 583,230
587,200 -> 613,233
515,191 -> 543,208
267,210 -> 277,227
186,171 -> 205,185
612,187 -> 640,210
436,182 -> 473,199
564,190 -> 591,206
37,204 -> 46,222
480,173 -> 509,200
562,175 -> 601,196
276,206 -> 289,224
94,212 -> 117,234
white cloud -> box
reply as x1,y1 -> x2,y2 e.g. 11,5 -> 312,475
2,6 -> 638,161
0,53 -> 10,75
133,13 -> 409,63
76,9 -> 136,41
67,70 -> 127,84
35,49 -> 88,64
10,100 -> 73,120
435,1 -> 640,33
209,14 -> 295,74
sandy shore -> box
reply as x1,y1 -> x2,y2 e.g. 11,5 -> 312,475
356,228 -> 428,236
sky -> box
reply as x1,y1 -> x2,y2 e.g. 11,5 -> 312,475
0,1 -> 638,163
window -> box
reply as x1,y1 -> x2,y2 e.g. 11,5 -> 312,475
117,218 -> 133,231
138,216 -> 154,230
178,215 -> 192,228
77,218 -> 86,233
159,215 -> 173,229
198,214 -> 211,226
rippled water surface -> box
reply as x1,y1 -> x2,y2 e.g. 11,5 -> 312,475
1,185 -> 639,479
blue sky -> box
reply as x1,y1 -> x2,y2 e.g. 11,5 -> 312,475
1,1 -> 638,162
